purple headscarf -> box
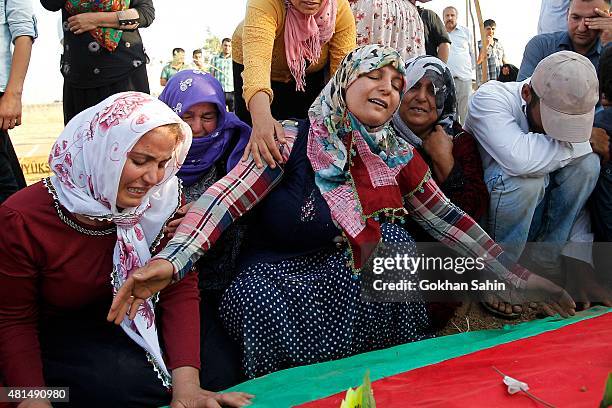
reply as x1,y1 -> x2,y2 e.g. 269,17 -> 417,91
159,70 -> 250,187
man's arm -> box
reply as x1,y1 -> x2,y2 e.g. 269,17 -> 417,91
0,37 -> 32,130
426,9 -> 451,63
464,83 -> 581,176
476,40 -> 488,65
437,42 -> 450,63
2,0 -> 37,130
468,28 -> 475,69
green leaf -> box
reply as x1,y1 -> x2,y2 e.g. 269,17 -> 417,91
339,370 -> 376,408
601,373 -> 612,408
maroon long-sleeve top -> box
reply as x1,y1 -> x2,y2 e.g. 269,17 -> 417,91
0,182 -> 200,387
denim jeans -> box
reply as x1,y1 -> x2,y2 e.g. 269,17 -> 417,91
484,153 -> 600,273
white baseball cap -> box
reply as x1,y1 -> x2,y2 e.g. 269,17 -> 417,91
530,51 -> 599,143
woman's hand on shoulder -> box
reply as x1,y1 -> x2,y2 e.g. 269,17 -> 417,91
423,125 -> 455,182
107,259 -> 175,324
242,92 -> 286,169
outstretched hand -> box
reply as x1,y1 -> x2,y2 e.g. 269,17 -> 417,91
107,259 -> 175,324
493,272 -> 576,318
524,274 -> 576,318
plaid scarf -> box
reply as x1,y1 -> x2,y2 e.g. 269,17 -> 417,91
307,45 -> 427,270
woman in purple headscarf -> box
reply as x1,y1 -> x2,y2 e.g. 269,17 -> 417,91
159,70 -> 251,202
159,69 -> 251,390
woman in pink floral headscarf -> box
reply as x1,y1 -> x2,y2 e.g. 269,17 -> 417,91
0,92 -> 253,408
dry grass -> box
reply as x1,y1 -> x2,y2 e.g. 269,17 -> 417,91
438,301 -> 541,336
11,103 -> 64,185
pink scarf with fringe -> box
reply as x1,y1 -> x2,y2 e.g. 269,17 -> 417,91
284,0 -> 337,91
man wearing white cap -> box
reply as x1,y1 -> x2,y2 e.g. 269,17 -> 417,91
465,51 -> 601,314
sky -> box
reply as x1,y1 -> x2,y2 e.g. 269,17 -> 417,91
23,0 -> 543,104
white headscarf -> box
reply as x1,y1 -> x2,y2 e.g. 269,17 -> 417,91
47,92 -> 193,386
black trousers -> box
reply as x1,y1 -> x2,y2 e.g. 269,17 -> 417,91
199,290 -> 243,390
233,62 -> 326,125
40,298 -> 242,407
0,125 -> 26,204
41,320 -> 171,408
62,65 -> 150,124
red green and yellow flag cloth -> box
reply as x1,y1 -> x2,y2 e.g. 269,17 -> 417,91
223,307 -> 611,407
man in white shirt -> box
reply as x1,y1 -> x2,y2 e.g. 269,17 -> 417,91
465,51 -> 599,286
443,6 -> 474,125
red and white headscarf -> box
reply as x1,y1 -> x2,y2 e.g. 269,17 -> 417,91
284,0 -> 338,91
47,92 -> 192,386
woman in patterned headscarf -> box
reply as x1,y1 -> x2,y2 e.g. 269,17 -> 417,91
0,93 -> 252,407
109,45 -> 576,379
393,55 -> 488,221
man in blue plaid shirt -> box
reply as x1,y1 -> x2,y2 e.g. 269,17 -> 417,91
210,38 -> 235,112
476,19 -> 507,86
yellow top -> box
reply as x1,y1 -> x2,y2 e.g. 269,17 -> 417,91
232,0 -> 356,107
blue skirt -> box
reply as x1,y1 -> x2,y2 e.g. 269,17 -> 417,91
220,224 -> 432,379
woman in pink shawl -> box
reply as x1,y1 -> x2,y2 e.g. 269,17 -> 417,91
231,0 -> 357,169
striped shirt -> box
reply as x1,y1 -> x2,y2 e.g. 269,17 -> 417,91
210,53 -> 234,92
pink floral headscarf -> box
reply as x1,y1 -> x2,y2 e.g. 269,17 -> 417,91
47,92 -> 192,386
284,0 -> 337,91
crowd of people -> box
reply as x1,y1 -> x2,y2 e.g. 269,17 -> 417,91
0,0 -> 611,407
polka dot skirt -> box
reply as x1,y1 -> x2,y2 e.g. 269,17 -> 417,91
220,223 -> 432,379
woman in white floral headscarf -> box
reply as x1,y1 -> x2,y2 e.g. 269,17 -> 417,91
0,92 -> 252,408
